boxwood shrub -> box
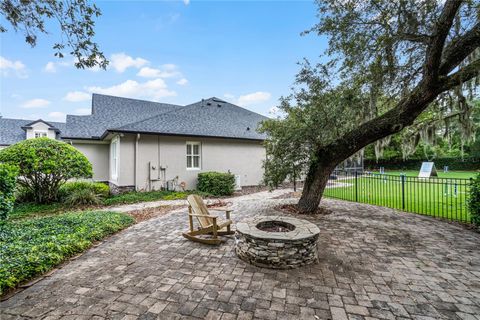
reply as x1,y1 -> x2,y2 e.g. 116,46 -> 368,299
0,211 -> 134,295
0,163 -> 18,221
197,171 -> 235,196
468,173 -> 480,226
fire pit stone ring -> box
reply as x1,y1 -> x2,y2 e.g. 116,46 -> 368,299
235,216 -> 320,269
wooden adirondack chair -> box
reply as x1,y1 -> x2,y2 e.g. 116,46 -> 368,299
182,194 -> 234,245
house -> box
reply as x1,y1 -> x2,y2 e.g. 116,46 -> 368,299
0,94 -> 268,193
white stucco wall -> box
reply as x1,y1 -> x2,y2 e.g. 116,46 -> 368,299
25,122 -> 57,139
70,142 -> 110,181
118,133 -> 265,191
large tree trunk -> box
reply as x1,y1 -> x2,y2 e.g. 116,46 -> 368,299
297,158 -> 337,212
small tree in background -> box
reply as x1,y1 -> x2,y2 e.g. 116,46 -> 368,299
0,138 -> 92,204
469,173 -> 480,226
0,163 -> 18,221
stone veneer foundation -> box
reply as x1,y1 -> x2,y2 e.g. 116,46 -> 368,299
235,216 -> 320,269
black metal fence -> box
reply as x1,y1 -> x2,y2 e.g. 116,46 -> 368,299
323,170 -> 472,223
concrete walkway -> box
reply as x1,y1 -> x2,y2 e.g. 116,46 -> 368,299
2,189 -> 480,320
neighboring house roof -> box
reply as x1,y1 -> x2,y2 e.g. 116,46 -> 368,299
21,119 -> 65,133
65,94 -> 268,141
0,118 -> 65,146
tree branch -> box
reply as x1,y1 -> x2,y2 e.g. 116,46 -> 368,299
398,32 -> 431,43
440,59 -> 480,90
424,0 -> 462,81
439,22 -> 480,75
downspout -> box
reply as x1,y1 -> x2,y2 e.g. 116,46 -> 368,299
135,133 -> 140,191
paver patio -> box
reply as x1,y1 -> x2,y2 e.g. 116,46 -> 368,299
2,190 -> 480,320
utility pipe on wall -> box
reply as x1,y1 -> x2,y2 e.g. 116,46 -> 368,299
134,133 -> 140,191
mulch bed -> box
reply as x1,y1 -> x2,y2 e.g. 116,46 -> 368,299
272,191 -> 302,199
128,205 -> 184,223
275,204 -> 333,215
207,200 -> 233,208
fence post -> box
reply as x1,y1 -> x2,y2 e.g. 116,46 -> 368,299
355,171 -> 358,202
401,174 -> 406,211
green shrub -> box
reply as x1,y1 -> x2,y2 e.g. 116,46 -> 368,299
0,211 -> 134,295
0,163 -> 18,221
14,186 -> 35,203
64,189 -> 102,206
197,171 -> 235,196
468,174 -> 480,226
0,138 -> 92,204
58,181 -> 110,201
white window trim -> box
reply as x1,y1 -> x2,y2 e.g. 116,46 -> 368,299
34,130 -> 48,138
110,136 -> 120,181
186,141 -> 201,170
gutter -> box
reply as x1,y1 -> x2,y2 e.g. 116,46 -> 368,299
102,129 -> 266,142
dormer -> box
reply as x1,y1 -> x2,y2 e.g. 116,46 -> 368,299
22,119 -> 62,140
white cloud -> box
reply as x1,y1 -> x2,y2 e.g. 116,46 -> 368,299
44,60 -> 71,73
183,0 -> 190,5
64,91 -> 91,102
176,78 -> 188,86
22,98 -> 51,109
236,91 -> 271,106
87,78 -> 176,101
47,111 -> 66,121
75,108 -> 91,115
0,56 -> 27,78
137,65 -> 180,78
44,62 -> 56,73
110,53 -> 149,73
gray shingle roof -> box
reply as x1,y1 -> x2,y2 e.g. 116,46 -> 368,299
113,98 -> 267,140
65,94 -> 267,141
0,118 -> 65,146
64,94 -> 181,139
1,94 -> 268,144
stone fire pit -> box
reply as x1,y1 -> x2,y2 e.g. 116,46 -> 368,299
235,216 -> 320,269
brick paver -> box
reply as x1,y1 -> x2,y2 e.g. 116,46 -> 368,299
2,189 -> 480,319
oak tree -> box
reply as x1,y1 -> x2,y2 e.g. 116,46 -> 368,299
261,0 -> 480,213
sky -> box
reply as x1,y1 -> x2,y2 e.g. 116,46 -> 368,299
0,0 -> 327,122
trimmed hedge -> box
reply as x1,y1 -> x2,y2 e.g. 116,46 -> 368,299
469,174 -> 480,226
0,211 -> 134,295
365,157 -> 480,171
197,171 -> 235,196
0,163 -> 18,221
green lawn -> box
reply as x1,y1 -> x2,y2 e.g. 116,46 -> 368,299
0,211 -> 134,295
325,171 -> 474,223
369,170 -> 477,179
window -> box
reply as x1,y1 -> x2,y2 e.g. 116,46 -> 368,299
186,142 -> 201,169
111,137 -> 119,180
34,131 -> 47,138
